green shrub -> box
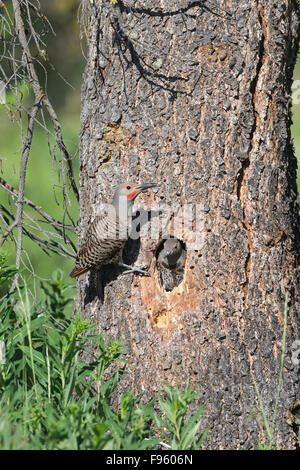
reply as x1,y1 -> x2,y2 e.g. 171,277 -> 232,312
0,254 -> 208,450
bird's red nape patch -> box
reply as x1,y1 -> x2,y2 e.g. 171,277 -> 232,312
126,190 -> 137,200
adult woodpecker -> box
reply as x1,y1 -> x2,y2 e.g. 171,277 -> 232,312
70,182 -> 157,279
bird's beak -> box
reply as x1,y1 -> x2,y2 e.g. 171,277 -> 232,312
163,251 -> 170,259
135,182 -> 158,192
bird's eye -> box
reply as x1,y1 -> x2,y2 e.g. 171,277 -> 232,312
126,185 -> 131,190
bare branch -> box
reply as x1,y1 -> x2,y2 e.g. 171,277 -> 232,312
0,177 -> 76,250
0,0 -> 80,280
14,97 -> 43,274
0,203 -> 76,261
12,0 -> 79,202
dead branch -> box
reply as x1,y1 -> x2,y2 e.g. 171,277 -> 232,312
15,97 -> 43,275
0,177 -> 76,251
0,203 -> 76,260
0,1 -> 79,282
11,0 -> 79,202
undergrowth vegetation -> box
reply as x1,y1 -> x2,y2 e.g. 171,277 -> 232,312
0,253 -> 208,450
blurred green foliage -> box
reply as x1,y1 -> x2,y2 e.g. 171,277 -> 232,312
0,1 -> 83,300
0,254 -> 208,450
0,92 -> 79,301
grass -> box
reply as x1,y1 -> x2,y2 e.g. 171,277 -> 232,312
0,254 -> 208,450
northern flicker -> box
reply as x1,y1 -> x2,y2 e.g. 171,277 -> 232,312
70,182 -> 157,279
157,237 -> 186,291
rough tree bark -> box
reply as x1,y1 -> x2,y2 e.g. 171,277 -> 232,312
78,0 -> 300,449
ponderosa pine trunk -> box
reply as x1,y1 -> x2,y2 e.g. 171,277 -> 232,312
77,0 -> 300,449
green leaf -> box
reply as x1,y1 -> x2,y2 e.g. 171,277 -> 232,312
19,344 -> 46,367
11,316 -> 47,344
100,366 -> 125,401
62,360 -> 78,407
196,426 -> 210,448
181,402 -> 205,441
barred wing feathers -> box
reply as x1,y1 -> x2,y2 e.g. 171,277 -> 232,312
70,210 -> 126,278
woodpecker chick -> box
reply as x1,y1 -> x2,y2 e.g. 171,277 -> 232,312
70,182 -> 157,279
158,238 -> 185,269
157,238 -> 186,291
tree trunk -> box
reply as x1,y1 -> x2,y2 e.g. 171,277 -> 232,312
78,0 -> 300,449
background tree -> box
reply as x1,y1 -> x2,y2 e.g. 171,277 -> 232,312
77,0 -> 300,449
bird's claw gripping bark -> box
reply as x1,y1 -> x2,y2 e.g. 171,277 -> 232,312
120,263 -> 150,276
